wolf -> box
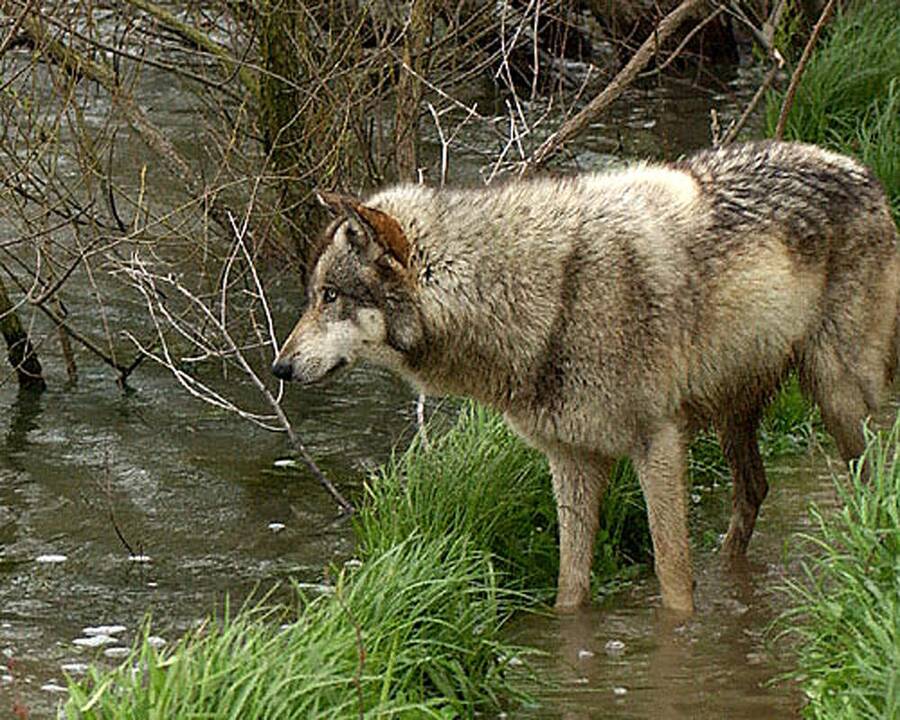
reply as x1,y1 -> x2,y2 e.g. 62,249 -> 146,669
272,141 -> 900,614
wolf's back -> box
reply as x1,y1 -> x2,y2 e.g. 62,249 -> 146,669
679,140 -> 894,261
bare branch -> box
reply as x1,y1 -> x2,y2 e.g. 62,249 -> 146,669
19,8 -> 233,232
0,0 -> 35,59
124,0 -> 259,94
775,0 -> 837,140
720,51 -> 783,146
526,0 -> 709,170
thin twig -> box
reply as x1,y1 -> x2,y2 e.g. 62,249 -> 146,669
642,4 -> 725,77
0,0 -> 35,58
774,0 -> 836,140
721,50 -> 784,145
762,0 -> 788,50
103,453 -> 137,558
225,216 -> 354,514
120,216 -> 354,515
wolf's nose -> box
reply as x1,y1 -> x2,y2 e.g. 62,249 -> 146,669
272,358 -> 293,381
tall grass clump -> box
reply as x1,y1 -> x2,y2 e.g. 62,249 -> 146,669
355,402 -> 651,600
766,0 -> 900,216
777,420 -> 900,719
66,536 -> 526,719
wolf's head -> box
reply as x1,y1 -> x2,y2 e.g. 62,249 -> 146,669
272,191 -> 423,384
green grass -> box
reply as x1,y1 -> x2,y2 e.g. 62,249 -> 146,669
765,7 -> 900,715
355,402 -> 651,602
65,536 -> 527,719
776,419 -> 900,720
766,0 -> 900,217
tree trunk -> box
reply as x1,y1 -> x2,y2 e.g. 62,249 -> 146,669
0,276 -> 46,391
258,1 -> 315,259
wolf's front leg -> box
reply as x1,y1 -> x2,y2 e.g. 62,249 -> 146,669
634,422 -> 694,613
548,449 -> 614,611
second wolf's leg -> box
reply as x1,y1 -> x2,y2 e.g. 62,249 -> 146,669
634,422 -> 693,613
548,448 -> 614,611
716,410 -> 768,559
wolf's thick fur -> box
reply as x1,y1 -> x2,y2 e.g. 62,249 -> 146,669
274,141 -> 900,613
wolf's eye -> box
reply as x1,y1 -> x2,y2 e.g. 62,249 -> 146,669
322,287 -> 338,304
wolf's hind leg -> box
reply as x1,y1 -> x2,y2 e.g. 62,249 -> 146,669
716,409 -> 768,560
634,422 -> 693,614
802,350 -> 872,467
548,448 -> 614,611
818,383 -> 869,466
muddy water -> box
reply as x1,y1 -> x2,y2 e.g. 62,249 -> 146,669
513,456 -> 843,720
0,29 -> 825,717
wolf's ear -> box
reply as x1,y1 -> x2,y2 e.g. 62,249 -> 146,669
315,190 -> 412,270
355,204 -> 412,270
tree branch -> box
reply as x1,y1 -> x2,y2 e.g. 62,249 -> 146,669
124,0 -> 259,95
0,0 -> 35,59
21,9 -> 233,233
774,0 -> 836,140
525,0 -> 709,170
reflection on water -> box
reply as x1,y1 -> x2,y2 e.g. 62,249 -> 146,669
5,389 -> 44,465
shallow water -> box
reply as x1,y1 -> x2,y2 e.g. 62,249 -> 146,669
0,355 -> 419,717
512,456 -> 843,719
